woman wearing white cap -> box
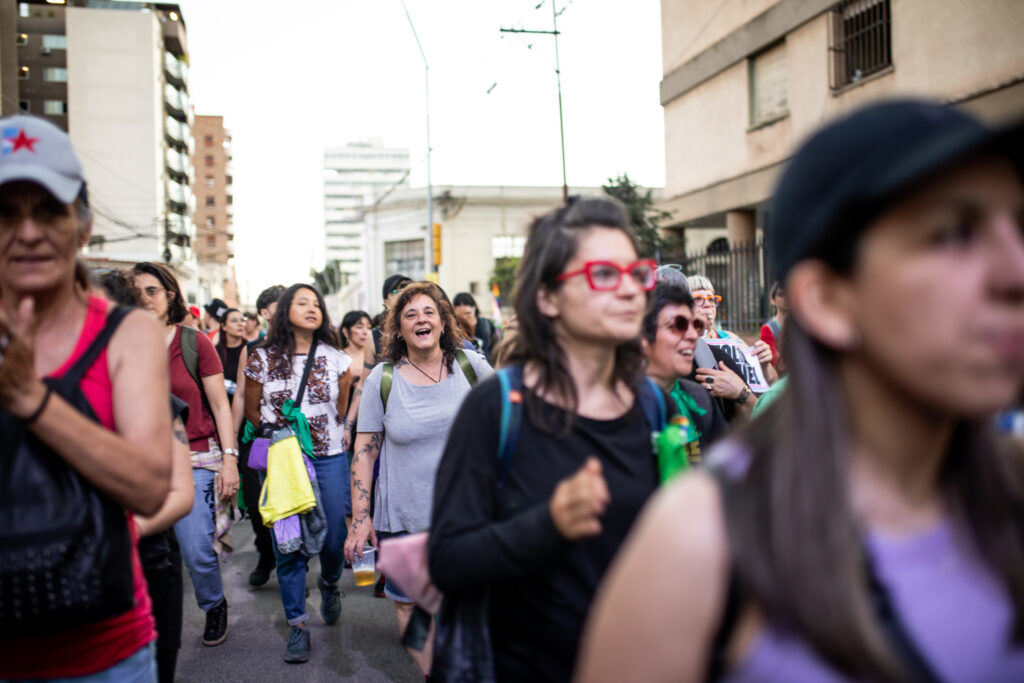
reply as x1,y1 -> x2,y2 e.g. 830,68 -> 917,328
0,115 -> 172,680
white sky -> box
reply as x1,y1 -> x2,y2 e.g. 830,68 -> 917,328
174,0 -> 666,303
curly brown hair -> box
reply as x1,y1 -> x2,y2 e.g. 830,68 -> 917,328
381,282 -> 461,371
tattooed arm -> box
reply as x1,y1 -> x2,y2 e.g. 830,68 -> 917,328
134,416 -> 196,537
343,382 -> 362,452
344,430 -> 383,562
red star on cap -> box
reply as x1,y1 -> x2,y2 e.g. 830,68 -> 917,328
10,129 -> 39,153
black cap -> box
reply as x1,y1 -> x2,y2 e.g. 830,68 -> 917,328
382,274 -> 412,301
768,99 -> 1024,281
204,298 -> 228,321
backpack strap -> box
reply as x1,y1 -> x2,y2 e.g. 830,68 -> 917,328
496,365 -> 524,489
767,318 -> 782,341
62,305 -> 132,385
455,349 -> 477,387
637,376 -> 668,434
180,324 -> 202,391
294,338 -> 319,406
380,362 -> 394,413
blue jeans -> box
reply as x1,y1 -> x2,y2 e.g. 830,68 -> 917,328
172,468 -> 224,611
1,643 -> 156,682
271,453 -> 350,625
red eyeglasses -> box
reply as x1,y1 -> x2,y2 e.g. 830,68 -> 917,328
662,315 -> 706,335
555,259 -> 658,292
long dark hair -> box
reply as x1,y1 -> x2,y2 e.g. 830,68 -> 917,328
503,196 -> 648,433
131,261 -> 188,325
261,284 -> 338,369
382,282 -> 461,371
727,318 -> 1024,681
340,310 -> 371,349
215,307 -> 241,368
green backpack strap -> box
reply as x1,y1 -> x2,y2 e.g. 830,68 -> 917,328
180,325 -> 202,392
455,349 -> 477,387
380,362 -> 394,413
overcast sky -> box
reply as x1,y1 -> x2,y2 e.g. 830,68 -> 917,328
174,0 -> 666,303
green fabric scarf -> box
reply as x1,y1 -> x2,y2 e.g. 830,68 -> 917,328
281,399 -> 315,459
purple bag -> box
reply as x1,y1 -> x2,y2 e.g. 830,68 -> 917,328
248,437 -> 270,471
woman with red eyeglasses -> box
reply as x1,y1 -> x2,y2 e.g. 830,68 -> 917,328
428,197 -> 677,682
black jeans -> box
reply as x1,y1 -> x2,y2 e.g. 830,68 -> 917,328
240,437 -> 275,568
140,530 -> 182,683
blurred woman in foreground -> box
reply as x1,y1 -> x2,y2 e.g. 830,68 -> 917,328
579,100 -> 1024,682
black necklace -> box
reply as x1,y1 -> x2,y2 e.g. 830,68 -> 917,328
406,358 -> 443,383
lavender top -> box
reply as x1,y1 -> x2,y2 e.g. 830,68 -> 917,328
707,443 -> 1024,683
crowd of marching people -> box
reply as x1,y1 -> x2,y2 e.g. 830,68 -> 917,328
3,97 -> 1024,683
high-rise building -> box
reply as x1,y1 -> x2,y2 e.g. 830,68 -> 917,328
1,0 -> 195,275
323,138 -> 410,281
191,114 -> 237,306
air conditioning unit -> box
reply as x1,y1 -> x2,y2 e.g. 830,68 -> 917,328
40,47 -> 51,55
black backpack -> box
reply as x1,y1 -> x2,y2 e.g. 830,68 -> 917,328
0,306 -> 136,635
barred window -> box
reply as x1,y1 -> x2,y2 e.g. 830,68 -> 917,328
384,239 -> 426,282
829,0 -> 892,90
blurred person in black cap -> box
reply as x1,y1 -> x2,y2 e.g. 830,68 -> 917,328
581,99 -> 1024,682
453,291 -> 502,363
203,297 -> 228,341
369,274 -> 412,366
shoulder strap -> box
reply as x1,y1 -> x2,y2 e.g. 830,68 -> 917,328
637,377 -> 667,433
63,305 -> 132,384
496,365 -> 524,489
767,318 -> 782,339
455,349 -> 478,387
180,324 -> 202,390
380,362 -> 394,413
294,338 -> 319,406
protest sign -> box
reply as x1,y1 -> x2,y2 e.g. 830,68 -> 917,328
704,338 -> 770,393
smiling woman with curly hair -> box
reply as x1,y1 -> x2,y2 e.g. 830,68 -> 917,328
345,281 -> 493,676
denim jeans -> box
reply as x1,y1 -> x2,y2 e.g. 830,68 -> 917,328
271,453 -> 350,625
1,643 -> 157,682
173,468 -> 224,611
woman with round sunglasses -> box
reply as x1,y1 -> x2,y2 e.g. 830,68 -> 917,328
579,101 -> 1024,682
429,197 -> 676,682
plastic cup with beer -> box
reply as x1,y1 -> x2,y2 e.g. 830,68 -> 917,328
353,546 -> 376,587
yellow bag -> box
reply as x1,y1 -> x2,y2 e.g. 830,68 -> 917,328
259,430 -> 316,525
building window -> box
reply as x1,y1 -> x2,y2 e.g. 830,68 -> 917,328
204,135 -> 213,146
43,100 -> 67,115
384,239 -> 426,282
204,155 -> 214,167
206,176 -> 215,189
18,66 -> 29,80
205,216 -> 215,227
19,3 -> 30,17
16,33 -> 29,46
41,34 -> 67,50
829,0 -> 892,90
19,100 -> 30,112
749,42 -> 788,127
206,235 -> 216,248
43,67 -> 67,82
205,196 -> 215,207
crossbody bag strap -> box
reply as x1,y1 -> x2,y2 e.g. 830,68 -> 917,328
179,324 -> 220,449
62,305 -> 132,385
380,362 -> 394,413
496,365 -> 524,489
455,349 -> 478,387
293,338 -> 319,406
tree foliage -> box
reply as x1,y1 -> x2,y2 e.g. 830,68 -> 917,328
602,173 -> 679,260
489,256 -> 520,304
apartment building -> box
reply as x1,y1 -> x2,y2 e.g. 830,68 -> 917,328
0,0 -> 196,277
323,138 -> 410,281
659,0 -> 1024,255
191,114 -> 238,306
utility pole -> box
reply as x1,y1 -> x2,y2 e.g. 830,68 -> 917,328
400,0 -> 436,274
500,1 -> 569,201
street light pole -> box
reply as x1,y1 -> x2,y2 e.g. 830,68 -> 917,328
400,0 -> 436,274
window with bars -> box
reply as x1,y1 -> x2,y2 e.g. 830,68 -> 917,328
828,0 -> 892,90
384,239 -> 426,282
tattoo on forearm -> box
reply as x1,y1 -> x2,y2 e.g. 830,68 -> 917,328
353,387 -> 363,399
173,420 -> 188,445
353,477 -> 371,504
363,361 -> 375,370
394,359 -> 409,368
355,432 -> 382,461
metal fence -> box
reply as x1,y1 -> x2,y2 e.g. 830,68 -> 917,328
675,240 -> 771,336
828,0 -> 892,90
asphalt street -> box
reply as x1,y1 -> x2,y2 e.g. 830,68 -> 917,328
176,520 -> 423,682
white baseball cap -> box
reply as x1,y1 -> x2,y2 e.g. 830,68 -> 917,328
0,114 -> 85,203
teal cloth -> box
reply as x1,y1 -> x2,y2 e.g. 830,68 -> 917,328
751,376 -> 788,418
281,399 -> 315,459
241,419 -> 255,444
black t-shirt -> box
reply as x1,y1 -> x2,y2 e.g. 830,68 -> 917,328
430,376 -> 669,682
686,343 -> 747,422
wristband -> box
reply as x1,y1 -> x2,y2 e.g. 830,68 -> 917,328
24,385 -> 53,424
223,448 -> 239,457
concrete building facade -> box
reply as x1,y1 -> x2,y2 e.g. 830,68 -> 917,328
0,0 -> 196,286
323,139 -> 410,282
191,114 -> 237,306
659,0 -> 1024,251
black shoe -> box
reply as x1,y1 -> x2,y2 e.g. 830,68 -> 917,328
318,576 -> 342,625
202,598 -> 228,646
249,562 -> 274,587
283,625 -> 310,663
374,574 -> 386,599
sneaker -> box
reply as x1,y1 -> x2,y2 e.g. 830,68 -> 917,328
249,561 -> 274,587
374,574 -> 386,599
283,625 -> 310,663
318,576 -> 342,625
202,598 -> 228,646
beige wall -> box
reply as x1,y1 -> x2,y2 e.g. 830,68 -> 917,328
662,0 -> 1024,223
67,7 -> 164,259
661,0 -> 780,74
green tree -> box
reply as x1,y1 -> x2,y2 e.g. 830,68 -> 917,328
602,173 -> 679,260
489,256 -> 520,304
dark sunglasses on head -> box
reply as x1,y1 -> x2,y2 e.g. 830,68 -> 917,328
663,315 -> 705,335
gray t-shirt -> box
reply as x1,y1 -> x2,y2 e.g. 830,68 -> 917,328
358,350 -> 494,533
